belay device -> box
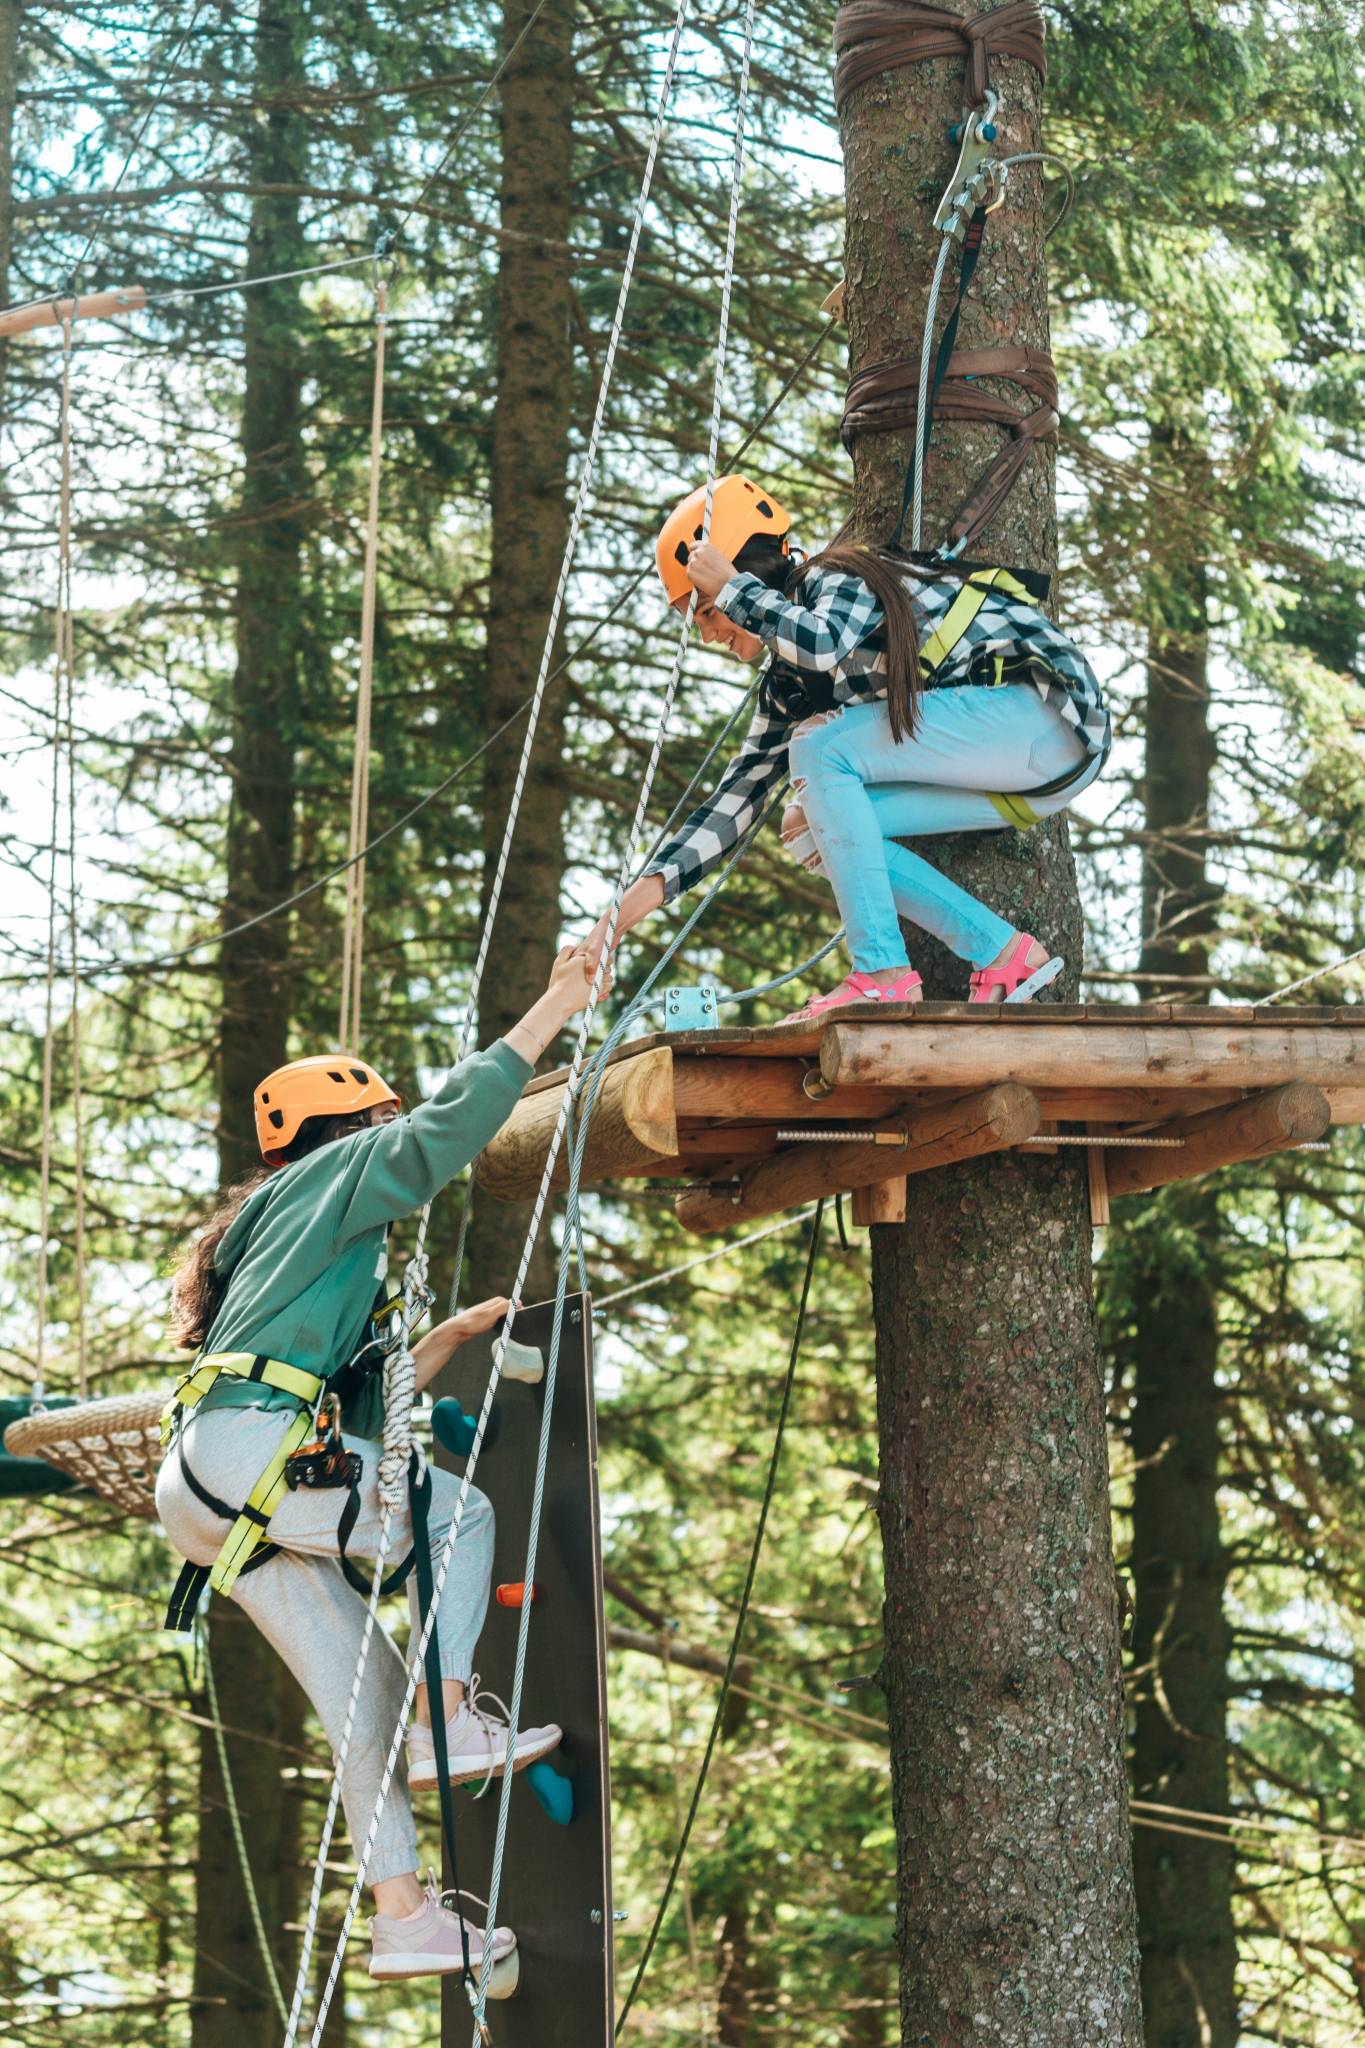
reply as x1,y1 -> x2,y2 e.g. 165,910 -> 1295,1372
284,1393 -> 362,1492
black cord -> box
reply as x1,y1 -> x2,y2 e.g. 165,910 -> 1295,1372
613,1199 -> 824,2037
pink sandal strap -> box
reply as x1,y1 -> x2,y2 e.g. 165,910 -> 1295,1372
968,933 -> 1040,1002
785,968 -> 923,1023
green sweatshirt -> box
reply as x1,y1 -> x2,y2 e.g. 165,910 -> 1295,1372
196,1040 -> 532,1440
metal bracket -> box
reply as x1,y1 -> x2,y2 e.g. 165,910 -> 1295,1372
663,985 -> 720,1033
933,90 -> 1006,238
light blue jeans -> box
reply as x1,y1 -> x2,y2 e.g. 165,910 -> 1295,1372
785,685 -> 1100,973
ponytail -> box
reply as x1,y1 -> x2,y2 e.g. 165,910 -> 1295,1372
789,542 -> 923,743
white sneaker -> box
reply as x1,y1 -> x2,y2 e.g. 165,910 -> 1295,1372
369,1873 -> 517,1983
406,1673 -> 562,1790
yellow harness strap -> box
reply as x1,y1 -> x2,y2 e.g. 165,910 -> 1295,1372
160,1350 -> 329,1594
987,791 -> 1043,829
209,1406 -> 316,1597
916,566 -> 1049,832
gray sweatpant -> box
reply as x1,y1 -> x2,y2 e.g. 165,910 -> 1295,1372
156,1405 -> 494,1885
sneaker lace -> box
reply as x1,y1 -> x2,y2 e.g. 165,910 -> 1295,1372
462,1673 -> 515,1799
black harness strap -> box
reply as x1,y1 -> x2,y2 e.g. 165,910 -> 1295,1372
335,1481 -> 417,1598
410,1456 -> 474,1988
162,1441 -> 283,1632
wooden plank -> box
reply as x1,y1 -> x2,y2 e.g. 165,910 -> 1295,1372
433,1296 -> 613,2048
674,1084 -> 1039,1236
851,1177 -> 908,1224
479,1049 -> 676,1201
1104,1084 -> 1330,1198
673,1055 -> 904,1122
820,1020 -> 1365,1097
1324,1086 -> 1365,1124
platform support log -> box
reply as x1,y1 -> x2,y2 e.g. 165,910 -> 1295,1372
852,1176 -> 907,1225
1104,1083 -> 1329,1199
838,9 -> 1143,2039
674,1084 -> 1038,1235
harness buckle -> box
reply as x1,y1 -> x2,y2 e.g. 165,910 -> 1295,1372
284,1393 -> 362,1492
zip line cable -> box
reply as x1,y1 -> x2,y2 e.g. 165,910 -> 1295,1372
64,1 -> 213,294
615,1199 -> 824,2035
290,8 -> 698,2035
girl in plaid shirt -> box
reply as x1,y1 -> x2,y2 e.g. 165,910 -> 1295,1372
586,476 -> 1108,1016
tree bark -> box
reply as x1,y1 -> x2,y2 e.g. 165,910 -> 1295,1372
195,7 -> 311,2042
465,0 -> 576,1309
838,11 -> 1142,2039
1127,1208 -> 1236,2048
191,1596 -> 307,2047
216,0 -> 309,1190
1139,488 -> 1218,999
1128,536 -> 1237,2047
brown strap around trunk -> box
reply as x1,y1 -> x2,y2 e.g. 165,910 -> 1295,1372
841,344 -> 1059,552
833,0 -> 1047,111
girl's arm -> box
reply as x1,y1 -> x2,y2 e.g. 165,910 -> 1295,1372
582,699 -> 791,970
411,1296 -> 509,1392
686,540 -> 885,674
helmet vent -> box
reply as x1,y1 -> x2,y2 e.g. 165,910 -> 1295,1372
328,1070 -> 346,1083
349,1067 -> 368,1085
674,542 -> 689,567
692,525 -> 703,540
268,1109 -> 284,1129
757,500 -> 773,517
261,1092 -> 269,1103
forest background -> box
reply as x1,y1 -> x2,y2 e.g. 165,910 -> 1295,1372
0,2 -> 1363,2045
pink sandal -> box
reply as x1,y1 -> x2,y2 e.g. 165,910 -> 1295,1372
968,932 -> 1062,1004
784,968 -> 923,1024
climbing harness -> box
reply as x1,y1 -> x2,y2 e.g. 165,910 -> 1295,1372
337,235 -> 396,1055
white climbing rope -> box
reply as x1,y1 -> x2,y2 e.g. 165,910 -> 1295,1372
286,12 -> 694,2039
471,6 -> 758,2036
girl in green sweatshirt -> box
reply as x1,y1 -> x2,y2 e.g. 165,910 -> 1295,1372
157,944 -> 599,1985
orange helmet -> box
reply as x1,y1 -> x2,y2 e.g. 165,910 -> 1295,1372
655,474 -> 791,604
254,1055 -> 400,1165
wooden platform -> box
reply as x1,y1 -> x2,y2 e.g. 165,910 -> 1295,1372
478,1003 -> 1365,1234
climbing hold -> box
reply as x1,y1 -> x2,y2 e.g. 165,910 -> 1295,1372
494,1582 -> 542,1607
431,1397 -> 478,1458
500,1336 -> 544,1384
526,1758 -> 574,1826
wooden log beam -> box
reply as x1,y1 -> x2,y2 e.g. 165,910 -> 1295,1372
478,1046 -> 676,1200
821,1020 -> 1365,1097
851,1177 -> 908,1224
1104,1083 -> 1330,1198
674,1083 -> 1039,1236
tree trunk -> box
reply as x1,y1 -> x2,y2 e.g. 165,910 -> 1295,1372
0,2 -> 22,427
191,1596 -> 307,2046
1127,1210 -> 1236,2048
1139,521 -> 1218,998
465,0 -> 576,1309
838,12 -> 1142,2039
195,7 -> 311,2042
216,0 -> 309,1189
1128,543 -> 1237,2047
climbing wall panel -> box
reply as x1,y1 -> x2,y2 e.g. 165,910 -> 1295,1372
432,1293 -> 613,2047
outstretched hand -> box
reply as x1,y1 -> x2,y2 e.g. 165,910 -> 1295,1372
412,1296 -> 512,1391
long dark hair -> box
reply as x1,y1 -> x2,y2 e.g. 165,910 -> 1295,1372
796,541 -> 924,742
166,1110 -> 376,1350
733,529 -> 924,742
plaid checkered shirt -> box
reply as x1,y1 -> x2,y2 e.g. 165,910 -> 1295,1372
642,563 -> 1110,904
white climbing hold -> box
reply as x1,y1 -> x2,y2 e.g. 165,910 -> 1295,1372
499,1337 -> 545,1385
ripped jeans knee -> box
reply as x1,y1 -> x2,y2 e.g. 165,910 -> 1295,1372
780,802 -> 825,878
